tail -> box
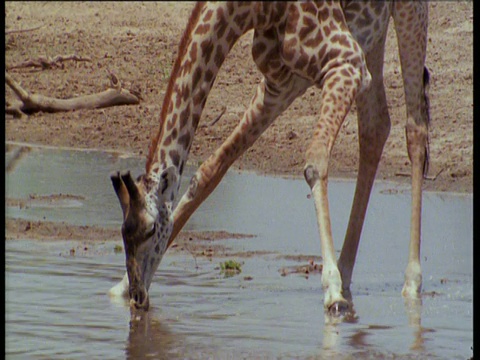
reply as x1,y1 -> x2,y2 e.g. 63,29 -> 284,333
423,66 -> 430,177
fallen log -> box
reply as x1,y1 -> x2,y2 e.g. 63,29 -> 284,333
5,70 -> 140,116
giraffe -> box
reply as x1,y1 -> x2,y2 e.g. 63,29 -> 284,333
110,1 -> 429,314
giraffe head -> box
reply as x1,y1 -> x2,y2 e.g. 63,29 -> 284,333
110,166 -> 177,310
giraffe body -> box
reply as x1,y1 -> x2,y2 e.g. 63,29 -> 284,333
110,1 -> 429,314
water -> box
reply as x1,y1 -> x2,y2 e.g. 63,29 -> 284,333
5,144 -> 473,359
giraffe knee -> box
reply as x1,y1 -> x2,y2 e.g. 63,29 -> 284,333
405,122 -> 429,174
304,162 -> 329,190
304,144 -> 329,189
304,165 -> 320,190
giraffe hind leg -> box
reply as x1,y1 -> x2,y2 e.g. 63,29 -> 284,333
393,2 -> 429,298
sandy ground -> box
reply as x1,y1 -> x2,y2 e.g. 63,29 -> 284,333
5,2 -> 472,194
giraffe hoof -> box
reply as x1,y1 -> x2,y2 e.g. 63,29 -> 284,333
327,300 -> 351,317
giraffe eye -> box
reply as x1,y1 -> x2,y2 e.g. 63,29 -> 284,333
145,223 -> 156,238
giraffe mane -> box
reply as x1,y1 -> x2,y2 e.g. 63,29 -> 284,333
146,2 -> 207,174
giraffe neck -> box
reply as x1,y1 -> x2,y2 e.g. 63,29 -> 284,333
145,3 -> 264,194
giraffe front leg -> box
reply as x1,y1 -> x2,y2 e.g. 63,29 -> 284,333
167,76 -> 309,247
304,62 -> 367,315
304,163 -> 348,314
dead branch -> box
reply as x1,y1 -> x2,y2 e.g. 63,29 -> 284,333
5,24 -> 45,35
5,71 -> 140,116
7,54 -> 92,71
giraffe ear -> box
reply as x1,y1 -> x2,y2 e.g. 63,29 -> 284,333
159,166 -> 178,202
111,171 -> 130,220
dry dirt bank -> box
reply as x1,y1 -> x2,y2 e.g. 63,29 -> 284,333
5,2 -> 472,194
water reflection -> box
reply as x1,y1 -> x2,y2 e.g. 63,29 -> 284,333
126,309 -> 178,360
403,297 -> 435,353
321,321 -> 342,357
318,295 -> 433,358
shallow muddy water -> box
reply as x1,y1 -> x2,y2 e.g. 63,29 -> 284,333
5,144 -> 473,359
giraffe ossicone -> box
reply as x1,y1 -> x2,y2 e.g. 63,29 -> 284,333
110,2 -> 429,315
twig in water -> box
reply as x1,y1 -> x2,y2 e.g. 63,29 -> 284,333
183,242 -> 199,270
